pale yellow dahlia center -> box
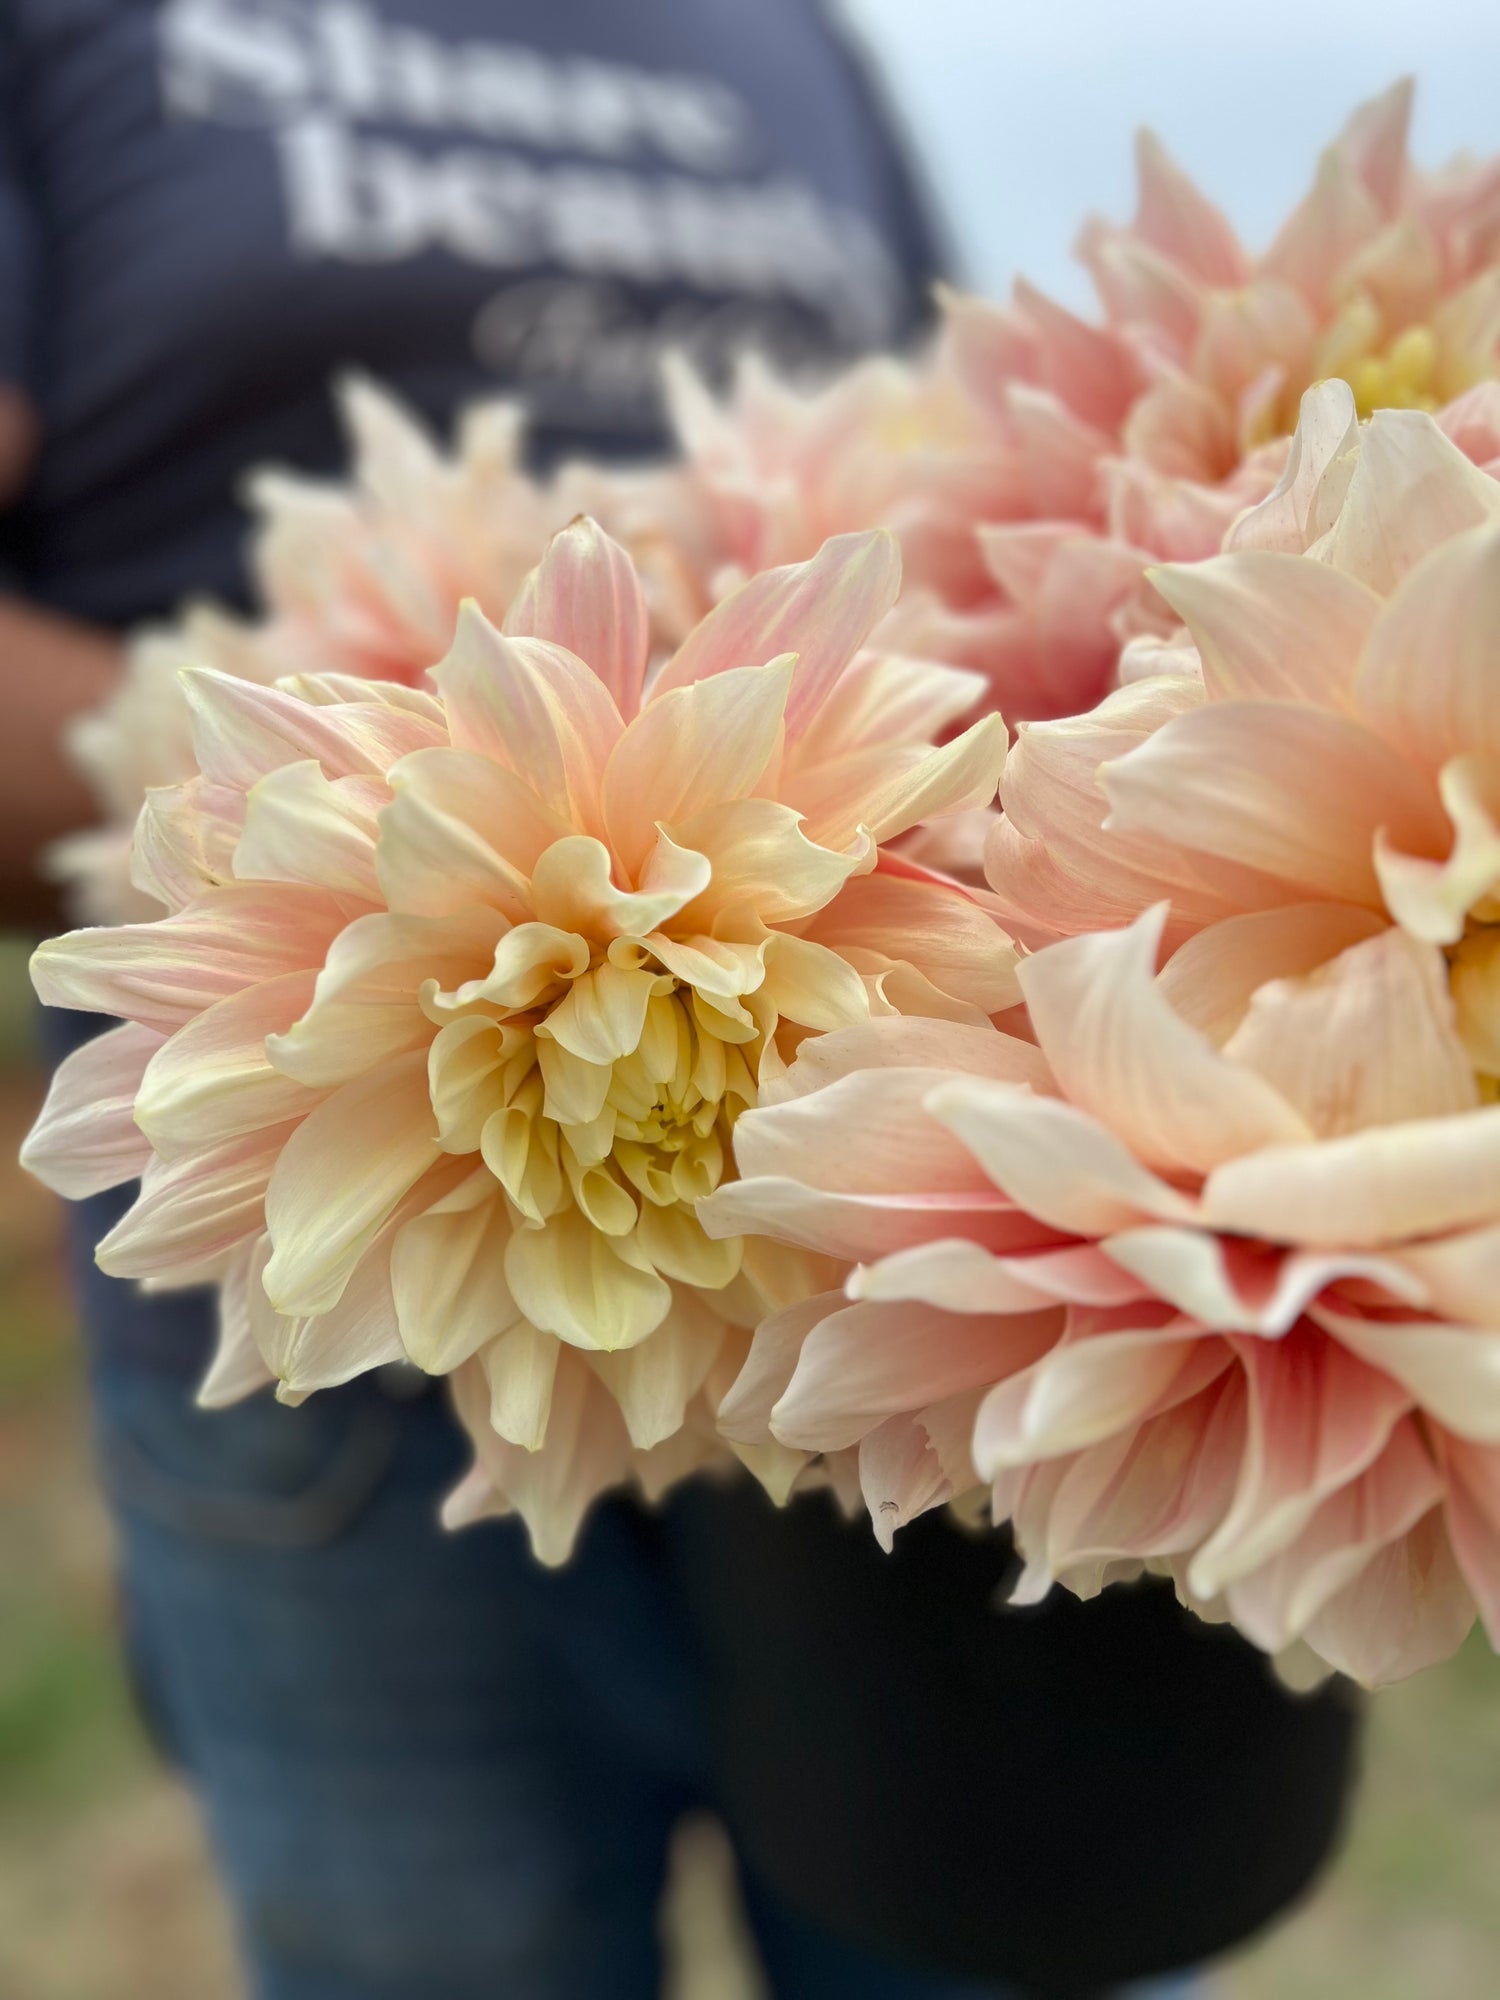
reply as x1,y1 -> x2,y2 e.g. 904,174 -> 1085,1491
427,937 -> 756,1300
1345,323 -> 1442,419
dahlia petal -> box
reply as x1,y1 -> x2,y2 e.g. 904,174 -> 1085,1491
136,968 -> 320,1158
1226,379 -> 1359,555
1104,1226 -> 1419,1335
479,1321 -> 561,1451
771,1299 -> 1061,1453
788,651 -> 983,764
773,1015 -> 1051,1103
665,797 -> 867,929
391,1179 -> 520,1375
20,1021 -> 161,1199
651,529 -> 902,734
378,747 -> 571,920
1313,408 -> 1500,594
528,833 -> 710,938
716,1291 -> 844,1446
701,1179 -> 1024,1264
97,1121 -> 296,1283
1263,146 -> 1383,310
1225,1416 -> 1444,1656
30,885 -> 348,1033
588,1296 -> 722,1450
1011,277 -> 1143,429
502,517 -> 650,718
262,1050 -> 440,1316
799,877 -> 1020,1015
974,1320 -> 1213,1472
1222,928 -> 1477,1137
1300,1509 -> 1476,1686
434,609 -> 622,833
847,1238 -> 1059,1314
1156,902 -> 1385,1046
927,1081 -> 1195,1235
541,960 -> 660,1065
198,1238 -> 278,1409
235,760 -> 382,900
503,1209 -> 671,1353
1019,908 -> 1310,1174
1441,1434 -> 1500,1649
1202,1104 -> 1500,1249
1376,754 -> 1500,946
184,667 -> 441,789
251,1224 -> 407,1394
859,1413 -> 956,1553
1152,551 -> 1380,707
602,657 -> 793,875
268,907 -> 504,1087
1313,1306 -> 1500,1445
1101,700 -> 1448,909
1354,522 -> 1500,773
734,1065 -> 995,1196
1132,129 -> 1247,286
1392,1221 -> 1500,1325
1189,1329 -> 1413,1596
842,713 -> 1008,846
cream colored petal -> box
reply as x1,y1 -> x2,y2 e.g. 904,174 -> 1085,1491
20,1021 -> 160,1199
136,969 -> 321,1158
757,933 -> 870,1034
528,833 -> 710,939
235,760 -> 382,900
1105,1227 -> 1421,1335
588,1294 -> 723,1449
262,1050 -> 440,1316
701,1177 -> 1023,1264
197,1237 -> 278,1409
1151,551 -> 1380,708
391,1179 -> 521,1375
377,747 -> 571,920
601,657 -> 794,876
800,875 -> 1020,1017
788,651 -> 983,765
268,906 -> 502,1088
1227,379 -> 1359,556
845,715 -> 1007,847
1376,754 -> 1500,946
847,1238 -> 1059,1314
503,1209 -> 672,1352
433,606 -> 622,829
665,797 -> 868,930
859,1414 -> 955,1553
479,1321 -> 561,1452
773,1015 -> 1051,1103
250,1227 -> 407,1394
541,960 -> 660,1066
734,1064 -> 994,1196
1019,908 -> 1310,1174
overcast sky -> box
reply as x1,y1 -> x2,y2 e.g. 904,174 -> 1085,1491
841,0 -> 1500,308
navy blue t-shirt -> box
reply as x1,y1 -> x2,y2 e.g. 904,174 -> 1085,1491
4,0 -> 944,1366
0,0 -> 944,626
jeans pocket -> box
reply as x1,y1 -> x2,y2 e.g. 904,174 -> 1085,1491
92,1359 -> 401,1551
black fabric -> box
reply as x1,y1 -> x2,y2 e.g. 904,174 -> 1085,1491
0,0 -> 944,626
666,1481 -> 1360,1998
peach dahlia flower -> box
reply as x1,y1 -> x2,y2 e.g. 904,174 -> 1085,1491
51,378 -> 682,926
940,79 -> 1500,722
24,521 -> 1013,1561
984,376 -> 1500,1015
704,907 -> 1500,1685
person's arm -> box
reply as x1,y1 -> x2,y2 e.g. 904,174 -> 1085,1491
0,386 -> 123,928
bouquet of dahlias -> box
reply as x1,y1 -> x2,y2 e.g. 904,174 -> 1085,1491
26,79 -> 1500,1686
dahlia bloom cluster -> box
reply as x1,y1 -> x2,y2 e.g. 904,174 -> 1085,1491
942,78 -> 1500,723
25,521 -> 1011,1560
700,386 -> 1500,1684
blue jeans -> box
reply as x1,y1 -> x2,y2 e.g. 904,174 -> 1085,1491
89,1346 -> 1203,2000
